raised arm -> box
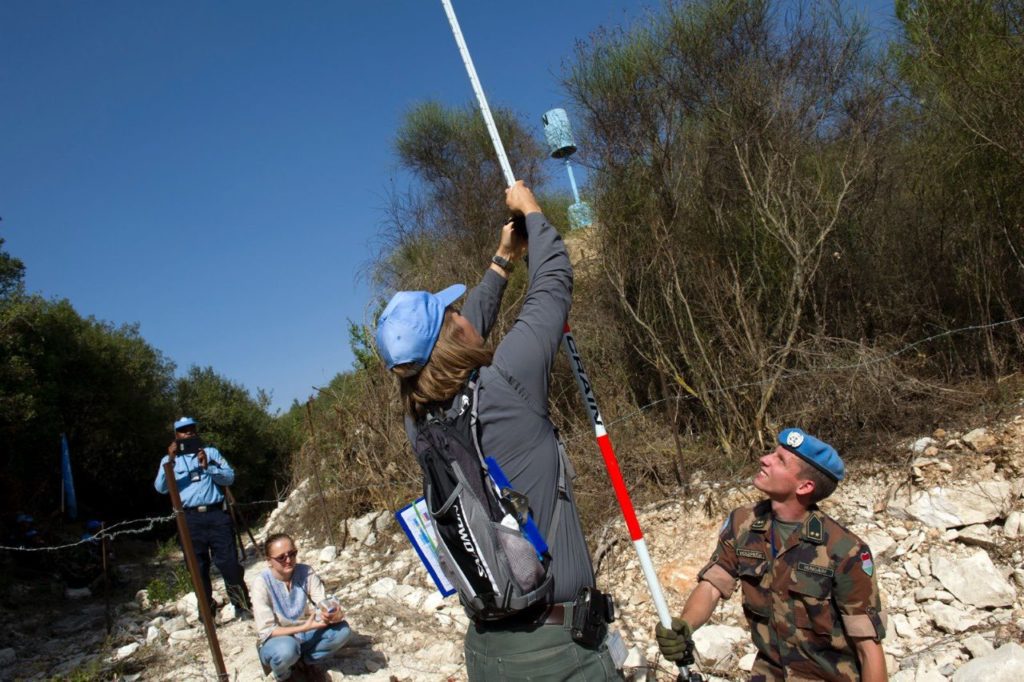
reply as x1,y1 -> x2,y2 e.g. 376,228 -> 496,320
460,221 -> 524,340
491,182 -> 572,411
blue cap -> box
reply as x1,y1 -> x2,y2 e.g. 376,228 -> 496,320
375,284 -> 467,370
174,417 -> 197,431
778,428 -> 845,482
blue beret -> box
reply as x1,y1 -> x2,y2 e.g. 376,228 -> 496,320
778,428 -> 844,482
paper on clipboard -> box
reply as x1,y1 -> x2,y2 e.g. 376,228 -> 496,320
395,498 -> 455,597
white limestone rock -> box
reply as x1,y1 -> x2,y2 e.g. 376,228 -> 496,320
161,615 -> 188,635
925,603 -> 979,633
168,628 -> 200,642
931,549 -> 1016,608
368,577 -> 397,599
860,528 -> 896,557
1005,511 -> 1022,539
892,481 -> 1012,529
890,613 -> 916,639
692,624 -> 746,664
911,437 -> 937,454
348,511 -> 384,543
319,545 -> 338,563
962,428 -> 998,453
952,642 -> 1024,681
956,524 -> 999,549
175,591 -> 198,616
963,634 -> 995,659
114,643 -> 140,661
421,591 -> 446,612
623,646 -> 646,676
145,626 -> 161,644
218,603 -> 236,623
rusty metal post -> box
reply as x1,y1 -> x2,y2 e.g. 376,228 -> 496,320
163,460 -> 229,680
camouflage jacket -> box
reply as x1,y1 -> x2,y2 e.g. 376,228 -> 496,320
698,500 -> 886,682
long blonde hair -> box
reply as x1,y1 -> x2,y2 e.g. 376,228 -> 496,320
395,310 -> 493,420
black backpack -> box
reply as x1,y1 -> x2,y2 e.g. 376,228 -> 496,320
412,373 -> 566,621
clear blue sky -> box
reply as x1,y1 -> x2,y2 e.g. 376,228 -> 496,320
1,1 -> 895,413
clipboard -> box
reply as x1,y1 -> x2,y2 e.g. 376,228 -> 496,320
395,498 -> 456,597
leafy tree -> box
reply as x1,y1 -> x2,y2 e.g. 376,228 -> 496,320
0,237 -> 25,300
565,0 -> 892,453
174,366 -> 292,504
0,294 -> 176,518
891,0 -> 1024,372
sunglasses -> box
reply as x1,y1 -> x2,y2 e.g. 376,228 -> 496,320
270,549 -> 298,564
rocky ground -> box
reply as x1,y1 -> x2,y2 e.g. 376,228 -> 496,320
7,412 -> 1024,681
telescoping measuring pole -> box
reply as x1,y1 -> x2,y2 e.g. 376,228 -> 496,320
438,2 -> 692,678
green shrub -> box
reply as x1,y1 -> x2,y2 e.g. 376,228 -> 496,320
145,563 -> 191,605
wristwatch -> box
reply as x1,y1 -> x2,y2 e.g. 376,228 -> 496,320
492,255 -> 513,272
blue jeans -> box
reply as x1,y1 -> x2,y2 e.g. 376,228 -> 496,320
259,621 -> 352,680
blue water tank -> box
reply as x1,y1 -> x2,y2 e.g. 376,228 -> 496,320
541,108 -> 577,159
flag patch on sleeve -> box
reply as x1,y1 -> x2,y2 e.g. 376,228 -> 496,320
860,550 -> 874,576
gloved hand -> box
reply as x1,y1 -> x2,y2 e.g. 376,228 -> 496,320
655,617 -> 695,664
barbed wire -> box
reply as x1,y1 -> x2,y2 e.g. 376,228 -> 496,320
0,513 -> 177,552
7,317 -> 1019,557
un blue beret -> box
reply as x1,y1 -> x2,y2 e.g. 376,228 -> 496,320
778,427 -> 845,482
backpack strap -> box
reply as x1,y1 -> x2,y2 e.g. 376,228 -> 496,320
470,369 -> 570,556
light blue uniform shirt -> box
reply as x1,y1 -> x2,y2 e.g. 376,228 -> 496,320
153,446 -> 234,508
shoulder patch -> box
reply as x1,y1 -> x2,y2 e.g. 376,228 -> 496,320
750,518 -> 768,532
860,549 -> 874,576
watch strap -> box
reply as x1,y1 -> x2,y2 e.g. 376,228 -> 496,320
491,254 -> 513,272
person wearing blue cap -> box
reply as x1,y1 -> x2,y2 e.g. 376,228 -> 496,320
656,428 -> 887,681
154,417 -> 252,621
377,181 -> 620,680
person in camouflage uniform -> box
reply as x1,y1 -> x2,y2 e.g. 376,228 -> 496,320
656,428 -> 887,681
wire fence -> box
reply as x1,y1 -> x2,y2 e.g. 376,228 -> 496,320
6,315 -> 1021,557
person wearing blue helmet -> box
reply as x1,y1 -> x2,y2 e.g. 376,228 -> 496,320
376,181 -> 620,680
656,429 -> 887,681
154,416 -> 252,621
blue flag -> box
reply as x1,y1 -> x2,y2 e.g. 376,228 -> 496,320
61,433 -> 78,520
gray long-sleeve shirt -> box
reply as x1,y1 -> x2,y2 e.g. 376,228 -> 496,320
406,211 -> 595,603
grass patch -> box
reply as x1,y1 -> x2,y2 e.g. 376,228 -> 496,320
145,563 -> 191,605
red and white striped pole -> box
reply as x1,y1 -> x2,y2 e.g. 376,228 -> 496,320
560,325 -> 673,627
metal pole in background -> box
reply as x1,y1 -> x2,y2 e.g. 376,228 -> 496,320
101,522 -> 112,634
224,487 -> 259,561
438,2 -> 691,678
164,460 -> 229,681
